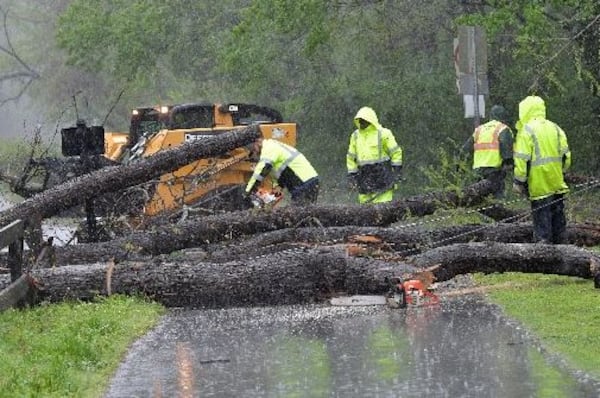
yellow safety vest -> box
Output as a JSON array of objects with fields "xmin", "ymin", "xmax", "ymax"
[{"xmin": 472, "ymin": 120, "xmax": 506, "ymax": 169}]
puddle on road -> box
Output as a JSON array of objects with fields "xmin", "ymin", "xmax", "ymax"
[{"xmin": 104, "ymin": 295, "xmax": 598, "ymax": 398}]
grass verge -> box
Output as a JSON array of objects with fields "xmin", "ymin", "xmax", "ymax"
[
  {"xmin": 473, "ymin": 272, "xmax": 600, "ymax": 379},
  {"xmin": 0, "ymin": 295, "xmax": 164, "ymax": 398}
]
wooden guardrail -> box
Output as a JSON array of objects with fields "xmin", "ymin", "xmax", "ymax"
[{"xmin": 0, "ymin": 219, "xmax": 32, "ymax": 312}]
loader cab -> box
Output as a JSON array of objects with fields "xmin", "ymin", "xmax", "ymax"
[
  {"xmin": 167, "ymin": 103, "xmax": 215, "ymax": 129},
  {"xmin": 128, "ymin": 103, "xmax": 284, "ymax": 141},
  {"xmin": 218, "ymin": 103, "xmax": 283, "ymax": 126},
  {"xmin": 128, "ymin": 106, "xmax": 170, "ymax": 148}
]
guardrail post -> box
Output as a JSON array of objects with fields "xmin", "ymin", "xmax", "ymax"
[
  {"xmin": 0, "ymin": 220, "xmax": 24, "ymax": 282},
  {"xmin": 0, "ymin": 219, "xmax": 30, "ymax": 312},
  {"xmin": 8, "ymin": 235, "xmax": 24, "ymax": 282}
]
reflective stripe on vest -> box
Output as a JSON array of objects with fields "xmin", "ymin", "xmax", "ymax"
[
  {"xmin": 271, "ymin": 140, "xmax": 300, "ymax": 179},
  {"xmin": 473, "ymin": 122, "xmax": 504, "ymax": 151},
  {"xmin": 352, "ymin": 129, "xmax": 390, "ymax": 166},
  {"xmin": 523, "ymin": 125, "xmax": 563, "ymax": 167},
  {"xmin": 473, "ymin": 121, "xmax": 505, "ymax": 168}
]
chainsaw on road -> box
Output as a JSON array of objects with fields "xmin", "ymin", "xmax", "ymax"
[{"xmin": 385, "ymin": 275, "xmax": 440, "ymax": 308}]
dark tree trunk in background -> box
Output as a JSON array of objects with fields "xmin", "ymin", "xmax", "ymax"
[
  {"xmin": 40, "ymin": 179, "xmax": 499, "ymax": 264},
  {"xmin": 0, "ymin": 125, "xmax": 259, "ymax": 228},
  {"xmin": 199, "ymin": 222, "xmax": 600, "ymax": 263},
  {"xmin": 46, "ymin": 221, "xmax": 600, "ymax": 266}
]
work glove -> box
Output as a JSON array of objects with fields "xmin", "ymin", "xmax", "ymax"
[
  {"xmin": 347, "ymin": 174, "xmax": 358, "ymax": 191},
  {"xmin": 392, "ymin": 165, "xmax": 403, "ymax": 182}
]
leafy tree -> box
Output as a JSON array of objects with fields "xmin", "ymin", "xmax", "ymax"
[
  {"xmin": 456, "ymin": 1, "xmax": 600, "ymax": 173},
  {"xmin": 12, "ymin": 0, "xmax": 600, "ymax": 189}
]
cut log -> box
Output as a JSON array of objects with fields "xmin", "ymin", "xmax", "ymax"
[
  {"xmin": 0, "ymin": 242, "xmax": 597, "ymax": 308},
  {"xmin": 411, "ymin": 242, "xmax": 600, "ymax": 282},
  {"xmin": 0, "ymin": 274, "xmax": 35, "ymax": 311},
  {"xmin": 44, "ymin": 221, "xmax": 600, "ymax": 266},
  {"xmin": 27, "ymin": 248, "xmax": 418, "ymax": 308},
  {"xmin": 34, "ymin": 179, "xmax": 499, "ymax": 264},
  {"xmin": 200, "ymin": 222, "xmax": 600, "ymax": 263},
  {"xmin": 0, "ymin": 125, "xmax": 259, "ymax": 227}
]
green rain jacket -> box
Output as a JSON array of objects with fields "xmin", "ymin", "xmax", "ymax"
[
  {"xmin": 513, "ymin": 96, "xmax": 571, "ymax": 200},
  {"xmin": 346, "ymin": 107, "xmax": 403, "ymax": 194},
  {"xmin": 245, "ymin": 138, "xmax": 318, "ymax": 194}
]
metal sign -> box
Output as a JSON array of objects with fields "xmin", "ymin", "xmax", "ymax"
[
  {"xmin": 454, "ymin": 26, "xmax": 488, "ymax": 95},
  {"xmin": 463, "ymin": 95, "xmax": 486, "ymax": 118}
]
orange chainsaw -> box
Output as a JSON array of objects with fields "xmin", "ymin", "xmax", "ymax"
[
  {"xmin": 386, "ymin": 271, "xmax": 440, "ymax": 308},
  {"xmin": 250, "ymin": 188, "xmax": 284, "ymax": 208}
]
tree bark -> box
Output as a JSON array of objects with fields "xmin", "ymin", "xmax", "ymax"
[
  {"xmin": 1, "ymin": 242, "xmax": 597, "ymax": 309},
  {"xmin": 35, "ymin": 179, "xmax": 498, "ymax": 264},
  {"xmin": 28, "ymin": 248, "xmax": 418, "ymax": 308},
  {"xmin": 45, "ymin": 221, "xmax": 600, "ymax": 266},
  {"xmin": 0, "ymin": 125, "xmax": 259, "ymax": 227},
  {"xmin": 411, "ymin": 242, "xmax": 600, "ymax": 282}
]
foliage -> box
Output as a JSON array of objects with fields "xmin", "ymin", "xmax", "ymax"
[
  {"xmin": 455, "ymin": 1, "xmax": 600, "ymax": 173},
  {"xmin": 473, "ymin": 272, "xmax": 600, "ymax": 378},
  {"xmin": 419, "ymin": 138, "xmax": 477, "ymax": 194},
  {"xmin": 0, "ymin": 295, "xmax": 164, "ymax": 397},
  {"xmin": 2, "ymin": 0, "xmax": 600, "ymax": 189}
]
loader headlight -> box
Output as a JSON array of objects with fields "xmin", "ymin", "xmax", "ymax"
[
  {"xmin": 160, "ymin": 106, "xmax": 169, "ymax": 114},
  {"xmin": 132, "ymin": 109, "xmax": 139, "ymax": 116}
]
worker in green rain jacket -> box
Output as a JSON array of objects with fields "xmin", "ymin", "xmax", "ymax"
[
  {"xmin": 346, "ymin": 106, "xmax": 403, "ymax": 204},
  {"xmin": 462, "ymin": 105, "xmax": 513, "ymax": 198},
  {"xmin": 513, "ymin": 95, "xmax": 571, "ymax": 244},
  {"xmin": 245, "ymin": 137, "xmax": 319, "ymax": 206}
]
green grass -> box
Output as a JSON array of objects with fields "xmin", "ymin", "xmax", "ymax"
[
  {"xmin": 473, "ymin": 272, "xmax": 600, "ymax": 379},
  {"xmin": 0, "ymin": 295, "xmax": 164, "ymax": 398}
]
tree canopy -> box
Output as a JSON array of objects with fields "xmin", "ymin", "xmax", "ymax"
[{"xmin": 1, "ymin": 0, "xmax": 598, "ymax": 194}]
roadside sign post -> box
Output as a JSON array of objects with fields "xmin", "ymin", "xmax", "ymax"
[{"xmin": 455, "ymin": 26, "xmax": 488, "ymax": 128}]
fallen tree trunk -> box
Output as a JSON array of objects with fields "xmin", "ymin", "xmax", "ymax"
[
  {"xmin": 411, "ymin": 242, "xmax": 600, "ymax": 282},
  {"xmin": 36, "ymin": 179, "xmax": 499, "ymax": 264},
  {"xmin": 0, "ymin": 125, "xmax": 259, "ymax": 227},
  {"xmin": 0, "ymin": 274, "xmax": 34, "ymax": 311},
  {"xmin": 30, "ymin": 248, "xmax": 417, "ymax": 308},
  {"xmin": 1, "ymin": 242, "xmax": 597, "ymax": 308},
  {"xmin": 44, "ymin": 221, "xmax": 600, "ymax": 266}
]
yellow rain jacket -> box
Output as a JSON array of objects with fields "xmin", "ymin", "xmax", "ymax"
[
  {"xmin": 245, "ymin": 139, "xmax": 318, "ymax": 194},
  {"xmin": 513, "ymin": 96, "xmax": 571, "ymax": 200},
  {"xmin": 346, "ymin": 107, "xmax": 403, "ymax": 194}
]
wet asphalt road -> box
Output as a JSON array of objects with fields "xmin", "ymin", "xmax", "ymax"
[{"xmin": 104, "ymin": 294, "xmax": 599, "ymax": 398}]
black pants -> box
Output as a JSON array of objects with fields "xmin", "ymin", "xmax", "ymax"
[
  {"xmin": 531, "ymin": 194, "xmax": 566, "ymax": 244},
  {"xmin": 290, "ymin": 177, "xmax": 319, "ymax": 206}
]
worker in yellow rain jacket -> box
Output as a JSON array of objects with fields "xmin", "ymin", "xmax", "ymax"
[
  {"xmin": 346, "ymin": 106, "xmax": 403, "ymax": 204},
  {"xmin": 245, "ymin": 137, "xmax": 319, "ymax": 206},
  {"xmin": 513, "ymin": 95, "xmax": 571, "ymax": 244},
  {"xmin": 462, "ymin": 105, "xmax": 513, "ymax": 198}
]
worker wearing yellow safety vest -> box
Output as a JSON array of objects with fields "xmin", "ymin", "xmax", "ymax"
[
  {"xmin": 346, "ymin": 106, "xmax": 403, "ymax": 204},
  {"xmin": 463, "ymin": 105, "xmax": 514, "ymax": 198},
  {"xmin": 513, "ymin": 95, "xmax": 571, "ymax": 244},
  {"xmin": 245, "ymin": 137, "xmax": 319, "ymax": 206}
]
